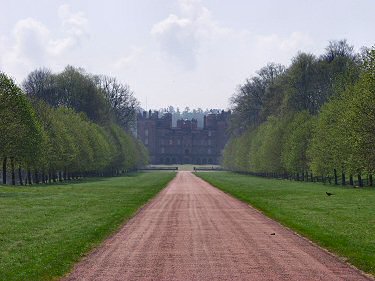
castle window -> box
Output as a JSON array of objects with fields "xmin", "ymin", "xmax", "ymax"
[
  {"xmin": 177, "ymin": 139, "xmax": 181, "ymax": 145},
  {"xmin": 208, "ymin": 131, "xmax": 212, "ymax": 137},
  {"xmin": 161, "ymin": 147, "xmax": 165, "ymax": 154},
  {"xmin": 208, "ymin": 148, "xmax": 211, "ymax": 154},
  {"xmin": 145, "ymin": 129, "xmax": 149, "ymax": 136},
  {"xmin": 169, "ymin": 139, "xmax": 173, "ymax": 145},
  {"xmin": 145, "ymin": 138, "xmax": 148, "ymax": 145}
]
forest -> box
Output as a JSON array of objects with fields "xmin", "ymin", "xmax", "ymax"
[
  {"xmin": 223, "ymin": 40, "xmax": 375, "ymax": 186},
  {"xmin": 0, "ymin": 66, "xmax": 148, "ymax": 185}
]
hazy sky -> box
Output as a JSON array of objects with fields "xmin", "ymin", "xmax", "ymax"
[{"xmin": 0, "ymin": 0, "xmax": 374, "ymax": 110}]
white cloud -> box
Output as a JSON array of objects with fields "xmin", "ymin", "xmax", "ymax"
[
  {"xmin": 113, "ymin": 46, "xmax": 143, "ymax": 69},
  {"xmin": 256, "ymin": 32, "xmax": 313, "ymax": 53},
  {"xmin": 124, "ymin": 0, "xmax": 316, "ymax": 109},
  {"xmin": 58, "ymin": 4, "xmax": 89, "ymax": 40},
  {"xmin": 151, "ymin": 0, "xmax": 229, "ymax": 69},
  {"xmin": 13, "ymin": 18, "xmax": 50, "ymax": 62},
  {"xmin": 150, "ymin": 0, "xmax": 313, "ymax": 73},
  {"xmin": 0, "ymin": 4, "xmax": 89, "ymax": 81}
]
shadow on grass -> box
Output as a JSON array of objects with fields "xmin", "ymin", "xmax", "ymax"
[{"xmin": 0, "ymin": 172, "xmax": 145, "ymax": 189}]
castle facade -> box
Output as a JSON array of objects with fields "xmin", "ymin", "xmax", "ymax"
[{"xmin": 137, "ymin": 110, "xmax": 230, "ymax": 165}]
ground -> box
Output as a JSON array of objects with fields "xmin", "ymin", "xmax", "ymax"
[{"xmin": 63, "ymin": 172, "xmax": 372, "ymax": 281}]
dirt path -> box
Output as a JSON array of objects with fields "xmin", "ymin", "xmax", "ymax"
[{"xmin": 64, "ymin": 172, "xmax": 372, "ymax": 281}]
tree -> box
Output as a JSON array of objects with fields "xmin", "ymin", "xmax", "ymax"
[
  {"xmin": 0, "ymin": 73, "xmax": 44, "ymax": 184},
  {"xmin": 24, "ymin": 66, "xmax": 112, "ymax": 124},
  {"xmin": 230, "ymin": 63, "xmax": 285, "ymax": 134},
  {"xmin": 95, "ymin": 75, "xmax": 139, "ymax": 131},
  {"xmin": 342, "ymin": 47, "xmax": 375, "ymax": 174},
  {"xmin": 22, "ymin": 68, "xmax": 58, "ymax": 106},
  {"xmin": 222, "ymin": 40, "xmax": 369, "ymax": 181},
  {"xmin": 249, "ymin": 117, "xmax": 286, "ymax": 173},
  {"xmin": 322, "ymin": 39, "xmax": 356, "ymax": 63},
  {"xmin": 281, "ymin": 53, "xmax": 323, "ymax": 114},
  {"xmin": 281, "ymin": 112, "xmax": 314, "ymax": 174}
]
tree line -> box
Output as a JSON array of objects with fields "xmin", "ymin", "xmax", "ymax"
[
  {"xmin": 159, "ymin": 106, "xmax": 223, "ymax": 128},
  {"xmin": 0, "ymin": 66, "xmax": 148, "ymax": 185},
  {"xmin": 223, "ymin": 40, "xmax": 375, "ymax": 186}
]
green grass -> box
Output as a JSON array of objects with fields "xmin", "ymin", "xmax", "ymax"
[
  {"xmin": 0, "ymin": 172, "xmax": 175, "ymax": 281},
  {"xmin": 196, "ymin": 171, "xmax": 375, "ymax": 276}
]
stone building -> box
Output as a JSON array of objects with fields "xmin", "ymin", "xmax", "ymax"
[{"xmin": 137, "ymin": 110, "xmax": 231, "ymax": 164}]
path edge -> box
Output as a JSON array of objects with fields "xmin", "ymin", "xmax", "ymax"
[
  {"xmin": 61, "ymin": 172, "xmax": 178, "ymax": 280},
  {"xmin": 193, "ymin": 172, "xmax": 375, "ymax": 281}
]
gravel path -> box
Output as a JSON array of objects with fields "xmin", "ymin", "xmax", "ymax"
[{"xmin": 63, "ymin": 171, "xmax": 373, "ymax": 281}]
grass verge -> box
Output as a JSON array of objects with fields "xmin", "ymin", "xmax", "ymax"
[
  {"xmin": 0, "ymin": 172, "xmax": 175, "ymax": 281},
  {"xmin": 196, "ymin": 171, "xmax": 375, "ymax": 276}
]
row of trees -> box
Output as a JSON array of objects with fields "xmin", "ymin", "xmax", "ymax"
[
  {"xmin": 223, "ymin": 41, "xmax": 375, "ymax": 185},
  {"xmin": 23, "ymin": 66, "xmax": 139, "ymax": 131},
  {"xmin": 159, "ymin": 106, "xmax": 223, "ymax": 128},
  {"xmin": 1, "ymin": 67, "xmax": 148, "ymax": 185}
]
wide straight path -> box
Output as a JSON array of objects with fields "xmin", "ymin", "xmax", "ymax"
[{"xmin": 64, "ymin": 172, "xmax": 372, "ymax": 281}]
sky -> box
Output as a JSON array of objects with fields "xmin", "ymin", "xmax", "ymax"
[{"xmin": 0, "ymin": 0, "xmax": 374, "ymax": 110}]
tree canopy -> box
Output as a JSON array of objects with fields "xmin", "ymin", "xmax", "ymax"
[
  {"xmin": 223, "ymin": 41, "xmax": 374, "ymax": 182},
  {"xmin": 1, "ymin": 66, "xmax": 148, "ymax": 185}
]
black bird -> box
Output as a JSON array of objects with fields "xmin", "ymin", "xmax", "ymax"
[
  {"xmin": 270, "ymin": 233, "xmax": 276, "ymax": 235},
  {"xmin": 326, "ymin": 192, "xmax": 334, "ymax": 196}
]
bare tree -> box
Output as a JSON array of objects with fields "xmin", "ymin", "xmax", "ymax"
[
  {"xmin": 95, "ymin": 75, "xmax": 139, "ymax": 131},
  {"xmin": 22, "ymin": 68, "xmax": 58, "ymax": 106}
]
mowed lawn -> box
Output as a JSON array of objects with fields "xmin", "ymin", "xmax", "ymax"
[
  {"xmin": 0, "ymin": 172, "xmax": 175, "ymax": 281},
  {"xmin": 197, "ymin": 171, "xmax": 375, "ymax": 276}
]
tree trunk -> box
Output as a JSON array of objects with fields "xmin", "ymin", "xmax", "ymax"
[
  {"xmin": 34, "ymin": 171, "xmax": 39, "ymax": 184},
  {"xmin": 334, "ymin": 169, "xmax": 338, "ymax": 185},
  {"xmin": 27, "ymin": 168, "xmax": 32, "ymax": 185},
  {"xmin": 342, "ymin": 172, "xmax": 346, "ymax": 186},
  {"xmin": 11, "ymin": 158, "xmax": 15, "ymax": 185},
  {"xmin": 358, "ymin": 174, "xmax": 362, "ymax": 187},
  {"xmin": 2, "ymin": 157, "xmax": 7, "ymax": 185},
  {"xmin": 369, "ymin": 174, "xmax": 373, "ymax": 187},
  {"xmin": 18, "ymin": 165, "xmax": 23, "ymax": 186}
]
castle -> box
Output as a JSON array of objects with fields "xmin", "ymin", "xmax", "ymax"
[{"xmin": 137, "ymin": 110, "xmax": 231, "ymax": 165}]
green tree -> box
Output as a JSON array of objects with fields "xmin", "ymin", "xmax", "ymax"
[
  {"xmin": 0, "ymin": 73, "xmax": 44, "ymax": 184},
  {"xmin": 281, "ymin": 112, "xmax": 315, "ymax": 174},
  {"xmin": 248, "ymin": 117, "xmax": 286, "ymax": 173}
]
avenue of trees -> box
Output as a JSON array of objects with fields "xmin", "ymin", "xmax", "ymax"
[
  {"xmin": 0, "ymin": 66, "xmax": 148, "ymax": 185},
  {"xmin": 223, "ymin": 40, "xmax": 375, "ymax": 186}
]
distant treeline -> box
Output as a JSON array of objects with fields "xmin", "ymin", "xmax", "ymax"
[
  {"xmin": 0, "ymin": 66, "xmax": 148, "ymax": 185},
  {"xmin": 158, "ymin": 106, "xmax": 223, "ymax": 127},
  {"xmin": 223, "ymin": 40, "xmax": 375, "ymax": 185}
]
